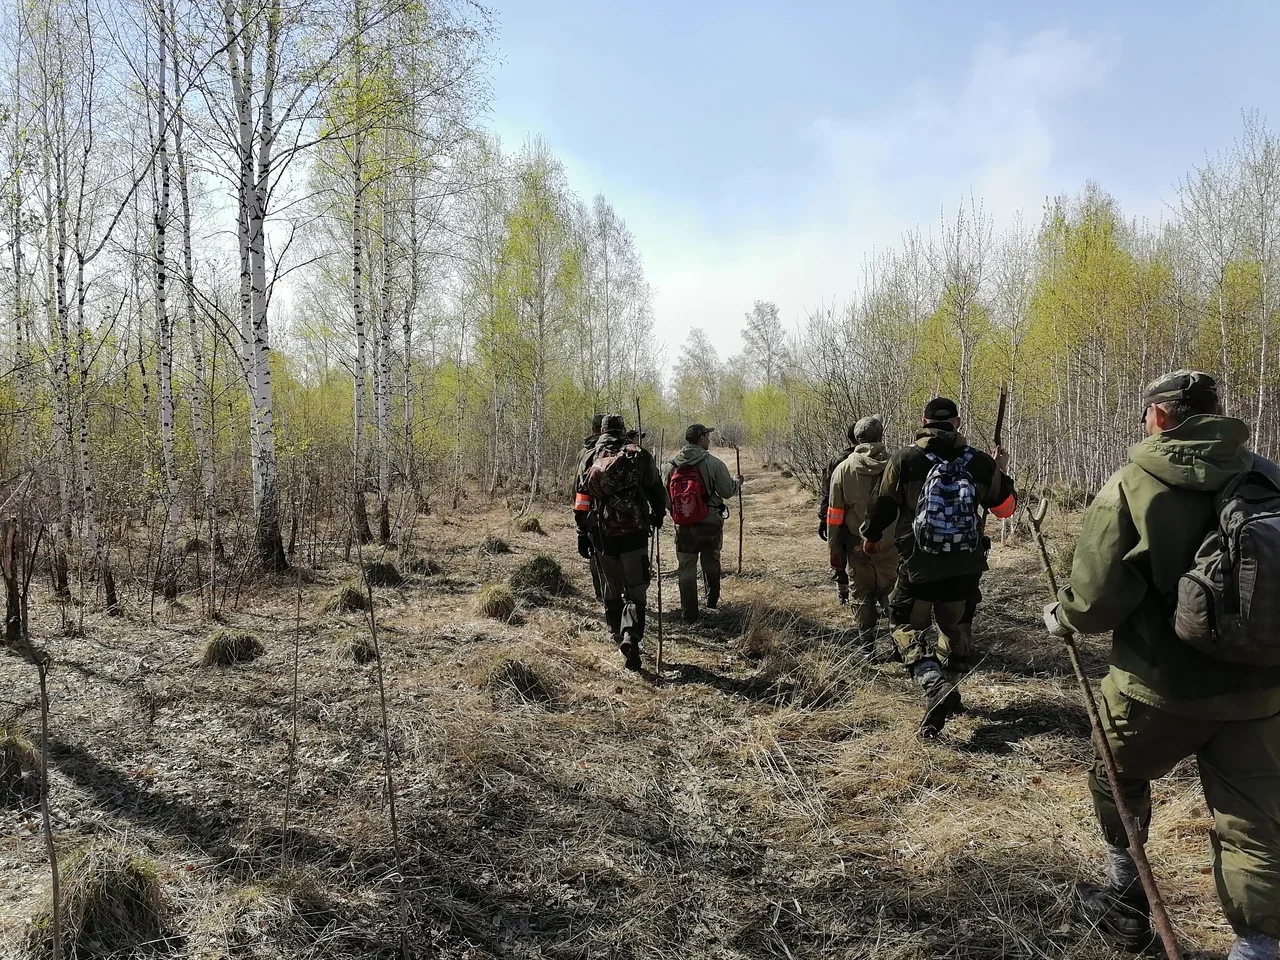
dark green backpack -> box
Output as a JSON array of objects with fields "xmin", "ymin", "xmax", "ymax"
[{"xmin": 1175, "ymin": 468, "xmax": 1280, "ymax": 665}]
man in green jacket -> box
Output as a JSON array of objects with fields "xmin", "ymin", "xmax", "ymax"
[
  {"xmin": 818, "ymin": 426, "xmax": 859, "ymax": 603},
  {"xmin": 861, "ymin": 397, "xmax": 1016, "ymax": 736},
  {"xmin": 574, "ymin": 414, "xmax": 666, "ymax": 671},
  {"xmin": 662, "ymin": 424, "xmax": 742, "ymax": 623},
  {"xmin": 1045, "ymin": 371, "xmax": 1280, "ymax": 959},
  {"xmin": 577, "ymin": 414, "xmax": 605, "ymax": 600},
  {"xmin": 827, "ymin": 416, "xmax": 897, "ymax": 652}
]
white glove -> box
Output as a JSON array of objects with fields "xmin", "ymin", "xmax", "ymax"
[{"xmin": 1043, "ymin": 602, "xmax": 1071, "ymax": 638}]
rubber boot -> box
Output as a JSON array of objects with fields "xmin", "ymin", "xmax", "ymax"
[
  {"xmin": 915, "ymin": 659, "xmax": 962, "ymax": 737},
  {"xmin": 1072, "ymin": 881, "xmax": 1153, "ymax": 952}
]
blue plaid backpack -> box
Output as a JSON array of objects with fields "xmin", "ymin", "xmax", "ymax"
[{"xmin": 912, "ymin": 448, "xmax": 981, "ymax": 553}]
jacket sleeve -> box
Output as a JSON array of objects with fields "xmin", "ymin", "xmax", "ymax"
[
  {"xmin": 818, "ymin": 461, "xmax": 833, "ymax": 519},
  {"xmin": 827, "ymin": 463, "xmax": 848, "ymax": 527},
  {"xmin": 1055, "ymin": 478, "xmax": 1146, "ymax": 635},
  {"xmin": 644, "ymin": 454, "xmax": 666, "ymax": 518},
  {"xmin": 978, "ymin": 455, "xmax": 1018, "ymax": 518},
  {"xmin": 860, "ymin": 453, "xmax": 904, "ymax": 541},
  {"xmin": 710, "ymin": 457, "xmax": 739, "ymax": 499}
]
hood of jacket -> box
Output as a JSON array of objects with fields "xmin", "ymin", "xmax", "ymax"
[
  {"xmin": 1128, "ymin": 415, "xmax": 1252, "ymax": 492},
  {"xmin": 914, "ymin": 425, "xmax": 967, "ymax": 454},
  {"xmin": 582, "ymin": 434, "xmax": 599, "ymax": 450},
  {"xmin": 847, "ymin": 441, "xmax": 889, "ymax": 475},
  {"xmin": 671, "ymin": 443, "xmax": 709, "ymax": 467}
]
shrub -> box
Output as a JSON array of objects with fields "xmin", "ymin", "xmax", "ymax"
[{"xmin": 201, "ymin": 629, "xmax": 264, "ymax": 667}]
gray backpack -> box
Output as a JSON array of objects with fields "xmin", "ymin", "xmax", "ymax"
[{"xmin": 1174, "ymin": 468, "xmax": 1280, "ymax": 665}]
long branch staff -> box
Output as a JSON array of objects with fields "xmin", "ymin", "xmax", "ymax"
[
  {"xmin": 735, "ymin": 445, "xmax": 743, "ymax": 575},
  {"xmin": 1030, "ymin": 499, "xmax": 1182, "ymax": 960},
  {"xmin": 656, "ymin": 427, "xmax": 665, "ymax": 673}
]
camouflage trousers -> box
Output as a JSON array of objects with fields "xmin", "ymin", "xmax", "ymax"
[{"xmin": 888, "ymin": 573, "xmax": 981, "ymax": 670}]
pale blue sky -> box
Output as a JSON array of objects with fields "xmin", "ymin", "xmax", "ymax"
[{"xmin": 484, "ymin": 1, "xmax": 1280, "ymax": 361}]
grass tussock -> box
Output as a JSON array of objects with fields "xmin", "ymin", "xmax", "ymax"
[
  {"xmin": 513, "ymin": 515, "xmax": 544, "ymax": 534},
  {"xmin": 508, "ymin": 553, "xmax": 565, "ymax": 600},
  {"xmin": 474, "ymin": 583, "xmax": 517, "ymax": 621},
  {"xmin": 26, "ymin": 841, "xmax": 169, "ymax": 959},
  {"xmin": 324, "ymin": 583, "xmax": 369, "ymax": 614},
  {"xmin": 361, "ymin": 561, "xmax": 404, "ymax": 588},
  {"xmin": 484, "ymin": 658, "xmax": 556, "ymax": 706},
  {"xmin": 183, "ymin": 537, "xmax": 207, "ymax": 555},
  {"xmin": 478, "ymin": 534, "xmax": 510, "ymax": 555},
  {"xmin": 0, "ymin": 728, "xmax": 39, "ymax": 808},
  {"xmin": 401, "ymin": 554, "xmax": 441, "ymax": 576},
  {"xmin": 350, "ymin": 634, "xmax": 377, "ymax": 665},
  {"xmin": 201, "ymin": 628, "xmax": 264, "ymax": 667}
]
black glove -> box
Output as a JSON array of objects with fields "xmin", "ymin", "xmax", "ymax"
[
  {"xmin": 577, "ymin": 534, "xmax": 593, "ymax": 559},
  {"xmin": 818, "ymin": 519, "xmax": 828, "ymax": 541},
  {"xmin": 650, "ymin": 511, "xmax": 664, "ymax": 530}
]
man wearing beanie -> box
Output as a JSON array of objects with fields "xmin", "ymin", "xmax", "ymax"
[
  {"xmin": 1044, "ymin": 370, "xmax": 1280, "ymax": 958},
  {"xmin": 662, "ymin": 424, "xmax": 743, "ymax": 623},
  {"xmin": 826, "ymin": 416, "xmax": 897, "ymax": 651},
  {"xmin": 817, "ymin": 423, "xmax": 860, "ymax": 603},
  {"xmin": 860, "ymin": 396, "xmax": 1016, "ymax": 736}
]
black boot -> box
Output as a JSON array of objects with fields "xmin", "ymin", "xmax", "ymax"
[
  {"xmin": 1073, "ymin": 881, "xmax": 1153, "ymax": 951},
  {"xmin": 620, "ymin": 632, "xmax": 642, "ymax": 672},
  {"xmin": 917, "ymin": 663, "xmax": 963, "ymax": 737}
]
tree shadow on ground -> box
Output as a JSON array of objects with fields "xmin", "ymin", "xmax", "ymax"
[{"xmin": 954, "ymin": 698, "xmax": 1091, "ymax": 756}]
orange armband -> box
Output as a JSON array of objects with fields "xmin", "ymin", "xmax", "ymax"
[
  {"xmin": 991, "ymin": 493, "xmax": 1017, "ymax": 519},
  {"xmin": 826, "ymin": 506, "xmax": 846, "ymax": 527},
  {"xmin": 574, "ymin": 492, "xmax": 591, "ymax": 512}
]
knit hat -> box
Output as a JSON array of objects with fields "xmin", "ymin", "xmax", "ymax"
[{"xmin": 850, "ymin": 415, "xmax": 883, "ymax": 443}]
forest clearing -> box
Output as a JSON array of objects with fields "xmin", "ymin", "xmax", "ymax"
[{"xmin": 0, "ymin": 468, "xmax": 1234, "ymax": 959}]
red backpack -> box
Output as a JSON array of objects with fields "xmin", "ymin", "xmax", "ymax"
[{"xmin": 668, "ymin": 462, "xmax": 709, "ymax": 526}]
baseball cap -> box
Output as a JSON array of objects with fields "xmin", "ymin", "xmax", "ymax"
[
  {"xmin": 601, "ymin": 414, "xmax": 627, "ymax": 434},
  {"xmin": 923, "ymin": 397, "xmax": 958, "ymax": 422},
  {"xmin": 685, "ymin": 423, "xmax": 714, "ymax": 444},
  {"xmin": 1142, "ymin": 370, "xmax": 1218, "ymax": 409},
  {"xmin": 851, "ymin": 415, "xmax": 883, "ymax": 442}
]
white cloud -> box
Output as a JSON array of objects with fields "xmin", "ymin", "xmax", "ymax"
[{"xmin": 616, "ymin": 27, "xmax": 1120, "ymax": 370}]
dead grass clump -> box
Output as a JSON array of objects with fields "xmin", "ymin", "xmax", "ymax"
[
  {"xmin": 509, "ymin": 553, "xmax": 565, "ymax": 600},
  {"xmin": 183, "ymin": 537, "xmax": 207, "ymax": 555},
  {"xmin": 514, "ymin": 515, "xmax": 545, "ymax": 534},
  {"xmin": 361, "ymin": 561, "xmax": 404, "ymax": 588},
  {"xmin": 26, "ymin": 841, "xmax": 169, "ymax": 959},
  {"xmin": 324, "ymin": 583, "xmax": 369, "ymax": 613},
  {"xmin": 201, "ymin": 628, "xmax": 264, "ymax": 667},
  {"xmin": 0, "ymin": 728, "xmax": 39, "ymax": 808},
  {"xmin": 350, "ymin": 635, "xmax": 377, "ymax": 665},
  {"xmin": 479, "ymin": 534, "xmax": 511, "ymax": 555},
  {"xmin": 474, "ymin": 583, "xmax": 517, "ymax": 621},
  {"xmin": 402, "ymin": 554, "xmax": 440, "ymax": 576},
  {"xmin": 484, "ymin": 658, "xmax": 556, "ymax": 706},
  {"xmin": 216, "ymin": 874, "xmax": 339, "ymax": 955}
]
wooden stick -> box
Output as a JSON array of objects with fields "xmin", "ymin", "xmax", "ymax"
[
  {"xmin": 735, "ymin": 446, "xmax": 743, "ymax": 575},
  {"xmin": 656, "ymin": 431, "xmax": 665, "ymax": 674},
  {"xmin": 1029, "ymin": 499, "xmax": 1182, "ymax": 960}
]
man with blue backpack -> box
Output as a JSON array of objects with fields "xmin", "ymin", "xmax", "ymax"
[
  {"xmin": 860, "ymin": 396, "xmax": 1016, "ymax": 736},
  {"xmin": 1044, "ymin": 371, "xmax": 1280, "ymax": 959}
]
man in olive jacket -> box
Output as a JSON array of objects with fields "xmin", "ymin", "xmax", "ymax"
[
  {"xmin": 1045, "ymin": 371, "xmax": 1280, "ymax": 958},
  {"xmin": 827, "ymin": 416, "xmax": 897, "ymax": 651},
  {"xmin": 662, "ymin": 424, "xmax": 742, "ymax": 623},
  {"xmin": 818, "ymin": 426, "xmax": 859, "ymax": 603},
  {"xmin": 861, "ymin": 397, "xmax": 1016, "ymax": 735},
  {"xmin": 574, "ymin": 414, "xmax": 666, "ymax": 671},
  {"xmin": 577, "ymin": 414, "xmax": 605, "ymax": 600}
]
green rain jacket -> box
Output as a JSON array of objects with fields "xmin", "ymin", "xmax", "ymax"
[
  {"xmin": 662, "ymin": 444, "xmax": 740, "ymax": 526},
  {"xmin": 1055, "ymin": 415, "xmax": 1280, "ymax": 720}
]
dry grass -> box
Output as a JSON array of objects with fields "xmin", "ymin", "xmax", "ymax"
[
  {"xmin": 514, "ymin": 515, "xmax": 545, "ymax": 534},
  {"xmin": 323, "ymin": 583, "xmax": 368, "ymax": 613},
  {"xmin": 361, "ymin": 561, "xmax": 404, "ymax": 588},
  {"xmin": 0, "ymin": 458, "xmax": 1237, "ymax": 959},
  {"xmin": 26, "ymin": 840, "xmax": 170, "ymax": 959},
  {"xmin": 478, "ymin": 534, "xmax": 511, "ymax": 555},
  {"xmin": 0, "ymin": 727, "xmax": 39, "ymax": 808},
  {"xmin": 473, "ymin": 583, "xmax": 517, "ymax": 621},
  {"xmin": 401, "ymin": 554, "xmax": 440, "ymax": 576},
  {"xmin": 508, "ymin": 552, "xmax": 565, "ymax": 600},
  {"xmin": 201, "ymin": 628, "xmax": 264, "ymax": 667}
]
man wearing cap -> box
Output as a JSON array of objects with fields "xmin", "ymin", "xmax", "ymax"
[
  {"xmin": 860, "ymin": 396, "xmax": 1016, "ymax": 736},
  {"xmin": 827, "ymin": 416, "xmax": 897, "ymax": 653},
  {"xmin": 1043, "ymin": 370, "xmax": 1280, "ymax": 958},
  {"xmin": 818, "ymin": 424, "xmax": 861, "ymax": 603},
  {"xmin": 577, "ymin": 414, "xmax": 606, "ymax": 600},
  {"xmin": 663, "ymin": 424, "xmax": 743, "ymax": 623},
  {"xmin": 574, "ymin": 414, "xmax": 666, "ymax": 670}
]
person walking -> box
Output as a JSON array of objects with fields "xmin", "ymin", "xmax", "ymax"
[
  {"xmin": 663, "ymin": 424, "xmax": 742, "ymax": 623},
  {"xmin": 860, "ymin": 397, "xmax": 1016, "ymax": 736},
  {"xmin": 577, "ymin": 414, "xmax": 605, "ymax": 600},
  {"xmin": 827, "ymin": 416, "xmax": 897, "ymax": 654},
  {"xmin": 574, "ymin": 414, "xmax": 666, "ymax": 670},
  {"xmin": 818, "ymin": 426, "xmax": 859, "ymax": 603},
  {"xmin": 1044, "ymin": 371, "xmax": 1280, "ymax": 958}
]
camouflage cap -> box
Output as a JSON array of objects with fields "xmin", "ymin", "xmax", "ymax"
[
  {"xmin": 850, "ymin": 415, "xmax": 883, "ymax": 443},
  {"xmin": 685, "ymin": 423, "xmax": 714, "ymax": 443},
  {"xmin": 1142, "ymin": 370, "xmax": 1218, "ymax": 408},
  {"xmin": 601, "ymin": 414, "xmax": 627, "ymax": 434}
]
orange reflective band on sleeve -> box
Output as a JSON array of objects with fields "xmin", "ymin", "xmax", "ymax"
[
  {"xmin": 991, "ymin": 494, "xmax": 1017, "ymax": 519},
  {"xmin": 574, "ymin": 492, "xmax": 591, "ymax": 512},
  {"xmin": 826, "ymin": 506, "xmax": 846, "ymax": 526}
]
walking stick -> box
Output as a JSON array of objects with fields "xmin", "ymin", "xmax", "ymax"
[
  {"xmin": 656, "ymin": 431, "xmax": 665, "ymax": 673},
  {"xmin": 735, "ymin": 445, "xmax": 743, "ymax": 575},
  {"xmin": 1029, "ymin": 499, "xmax": 1182, "ymax": 960}
]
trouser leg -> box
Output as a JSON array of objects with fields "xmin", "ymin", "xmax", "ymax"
[
  {"xmin": 597, "ymin": 553, "xmax": 626, "ymax": 640},
  {"xmin": 830, "ymin": 529, "xmax": 850, "ymax": 603},
  {"xmin": 617, "ymin": 549, "xmax": 651, "ymax": 642},
  {"xmin": 703, "ymin": 547, "xmax": 722, "ymax": 606},
  {"xmin": 589, "ymin": 554, "xmax": 604, "ymax": 601},
  {"xmin": 934, "ymin": 601, "xmax": 970, "ymax": 670},
  {"xmin": 848, "ymin": 555, "xmax": 880, "ymax": 643},
  {"xmin": 1198, "ymin": 710, "xmax": 1280, "ymax": 937},
  {"xmin": 676, "ymin": 549, "xmax": 700, "ymax": 619},
  {"xmin": 888, "ymin": 583, "xmax": 935, "ymax": 670}
]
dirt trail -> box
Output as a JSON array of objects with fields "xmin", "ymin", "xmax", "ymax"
[{"xmin": 0, "ymin": 468, "xmax": 1228, "ymax": 958}]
